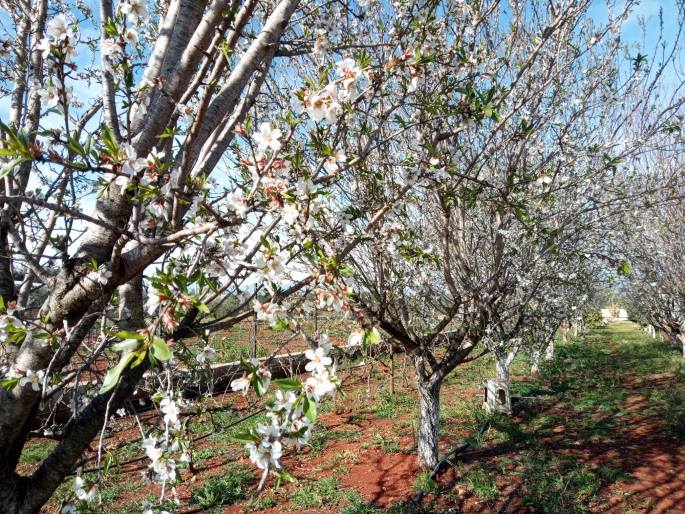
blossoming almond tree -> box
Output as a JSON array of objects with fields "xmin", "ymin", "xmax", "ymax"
[
  {"xmin": 341, "ymin": 0, "xmax": 685, "ymax": 468},
  {"xmin": 0, "ymin": 0, "xmax": 469, "ymax": 511}
]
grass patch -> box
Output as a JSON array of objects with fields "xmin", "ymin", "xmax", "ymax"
[
  {"xmin": 465, "ymin": 469, "xmax": 498, "ymax": 501},
  {"xmin": 411, "ymin": 470, "xmax": 439, "ymax": 495},
  {"xmin": 288, "ymin": 476, "xmax": 363, "ymax": 509},
  {"xmin": 19, "ymin": 440, "xmax": 57, "ymax": 465},
  {"xmin": 189, "ymin": 464, "xmax": 255, "ymax": 508}
]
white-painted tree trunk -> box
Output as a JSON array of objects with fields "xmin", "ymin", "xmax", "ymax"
[
  {"xmin": 531, "ymin": 349, "xmax": 541, "ymax": 374},
  {"xmin": 417, "ymin": 380, "xmax": 441, "ymax": 468},
  {"xmin": 495, "ymin": 346, "xmax": 519, "ymax": 381},
  {"xmin": 496, "ymin": 358, "xmax": 510, "ymax": 381},
  {"xmin": 545, "ymin": 340, "xmax": 555, "ymax": 360}
]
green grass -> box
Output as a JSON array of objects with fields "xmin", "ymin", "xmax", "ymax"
[
  {"xmin": 411, "ymin": 470, "xmax": 439, "ymax": 495},
  {"xmin": 19, "ymin": 440, "xmax": 57, "ymax": 465},
  {"xmin": 465, "ymin": 469, "xmax": 498, "ymax": 501},
  {"xmin": 438, "ymin": 323, "xmax": 681, "ymax": 513},
  {"xmin": 45, "ymin": 323, "xmax": 685, "ymax": 514},
  {"xmin": 288, "ymin": 476, "xmax": 364, "ymax": 509},
  {"xmin": 308, "ymin": 426, "xmax": 359, "ymax": 455},
  {"xmin": 189, "ymin": 464, "xmax": 255, "ymax": 508},
  {"xmin": 370, "ymin": 390, "xmax": 417, "ymax": 419}
]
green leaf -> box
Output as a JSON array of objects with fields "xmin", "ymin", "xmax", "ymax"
[
  {"xmin": 338, "ymin": 266, "xmax": 354, "ymax": 277},
  {"xmin": 0, "ymin": 377, "xmax": 20, "ymax": 391},
  {"xmin": 0, "ymin": 119, "xmax": 26, "ymax": 150},
  {"xmin": 366, "ymin": 328, "xmax": 381, "ymax": 345},
  {"xmin": 303, "ymin": 396, "xmax": 317, "ymax": 423},
  {"xmin": 0, "ymin": 156, "xmax": 30, "ymax": 178},
  {"xmin": 172, "ymin": 277, "xmax": 189, "ymax": 295},
  {"xmin": 113, "ymin": 330, "xmax": 144, "ymax": 340},
  {"xmin": 240, "ymin": 356, "xmax": 255, "ymax": 372},
  {"xmin": 100, "ymin": 352, "xmax": 137, "ymax": 394},
  {"xmin": 617, "ymin": 262, "xmax": 631, "ymax": 276},
  {"xmin": 100, "ymin": 123, "xmax": 120, "ymax": 156},
  {"xmin": 150, "ymin": 338, "xmax": 172, "ymax": 361},
  {"xmin": 252, "ymin": 374, "xmax": 265, "ymax": 396},
  {"xmin": 103, "ymin": 452, "xmax": 120, "ymax": 474},
  {"xmin": 229, "ymin": 430, "xmax": 261, "ymax": 443},
  {"xmin": 272, "ymin": 378, "xmax": 303, "ymax": 391},
  {"xmin": 111, "ymin": 339, "xmax": 141, "ymax": 352},
  {"xmin": 275, "ymin": 472, "xmax": 298, "ymax": 490},
  {"xmin": 191, "ymin": 298, "xmax": 210, "ymax": 313}
]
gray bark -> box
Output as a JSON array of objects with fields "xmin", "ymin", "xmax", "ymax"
[
  {"xmin": 495, "ymin": 345, "xmax": 518, "ymax": 381},
  {"xmin": 531, "ymin": 348, "xmax": 541, "ymax": 374},
  {"xmin": 545, "ymin": 340, "xmax": 554, "ymax": 361},
  {"xmin": 0, "ymin": 1, "xmax": 301, "ymax": 511},
  {"xmin": 118, "ymin": 274, "xmax": 144, "ymax": 331},
  {"xmin": 417, "ymin": 379, "xmax": 441, "ymax": 469}
]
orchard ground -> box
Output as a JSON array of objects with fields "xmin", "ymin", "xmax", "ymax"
[{"xmin": 20, "ymin": 323, "xmax": 685, "ymax": 513}]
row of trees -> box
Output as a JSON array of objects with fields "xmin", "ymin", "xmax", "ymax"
[{"xmin": 0, "ymin": 0, "xmax": 683, "ymax": 512}]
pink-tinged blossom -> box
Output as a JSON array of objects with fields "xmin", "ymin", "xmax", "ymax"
[
  {"xmin": 348, "ymin": 327, "xmax": 364, "ymax": 346},
  {"xmin": 230, "ymin": 374, "xmax": 251, "ymax": 395},
  {"xmin": 47, "ymin": 14, "xmax": 71, "ymax": 41},
  {"xmin": 177, "ymin": 103, "xmax": 194, "ymax": 125},
  {"xmin": 196, "ymin": 345, "xmax": 216, "ymax": 364},
  {"xmin": 253, "ymin": 122, "xmax": 282, "ymax": 152},
  {"xmin": 19, "ymin": 369, "xmax": 45, "ymax": 391},
  {"xmin": 226, "ymin": 189, "xmax": 249, "ymax": 217},
  {"xmin": 305, "ymin": 347, "xmax": 332, "ymax": 374},
  {"xmin": 120, "ymin": 0, "xmax": 149, "ymax": 24}
]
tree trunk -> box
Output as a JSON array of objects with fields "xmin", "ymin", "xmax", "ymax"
[
  {"xmin": 531, "ymin": 349, "xmax": 541, "ymax": 374},
  {"xmin": 495, "ymin": 346, "xmax": 518, "ymax": 381},
  {"xmin": 668, "ymin": 332, "xmax": 679, "ymax": 349},
  {"xmin": 417, "ymin": 379, "xmax": 441, "ymax": 469},
  {"xmin": 119, "ymin": 274, "xmax": 144, "ymax": 331},
  {"xmin": 545, "ymin": 340, "xmax": 555, "ymax": 360},
  {"xmin": 495, "ymin": 357, "xmax": 510, "ymax": 381},
  {"xmin": 0, "ymin": 230, "xmax": 16, "ymax": 303},
  {"xmin": 561, "ymin": 323, "xmax": 569, "ymax": 344}
]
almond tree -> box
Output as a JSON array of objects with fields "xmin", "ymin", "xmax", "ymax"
[
  {"xmin": 343, "ymin": 0, "xmax": 685, "ymax": 468},
  {"xmin": 0, "ymin": 0, "xmax": 457, "ymax": 511}
]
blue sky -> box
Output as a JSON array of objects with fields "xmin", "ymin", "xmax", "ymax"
[
  {"xmin": 588, "ymin": 0, "xmax": 683, "ymax": 72},
  {"xmin": 0, "ymin": 0, "xmax": 681, "ymax": 230}
]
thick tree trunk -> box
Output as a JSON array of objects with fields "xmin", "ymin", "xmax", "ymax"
[
  {"xmin": 668, "ymin": 332, "xmax": 679, "ymax": 349},
  {"xmin": 545, "ymin": 340, "xmax": 554, "ymax": 361},
  {"xmin": 495, "ymin": 346, "xmax": 518, "ymax": 381},
  {"xmin": 119, "ymin": 274, "xmax": 144, "ymax": 331},
  {"xmin": 531, "ymin": 349, "xmax": 541, "ymax": 374},
  {"xmin": 561, "ymin": 323, "xmax": 569, "ymax": 344},
  {"xmin": 495, "ymin": 358, "xmax": 510, "ymax": 381},
  {"xmin": 417, "ymin": 379, "xmax": 441, "ymax": 469}
]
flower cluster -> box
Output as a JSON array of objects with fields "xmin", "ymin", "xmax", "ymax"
[
  {"xmin": 230, "ymin": 357, "xmax": 272, "ymax": 395},
  {"xmin": 234, "ymin": 334, "xmax": 338, "ymax": 473}
]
